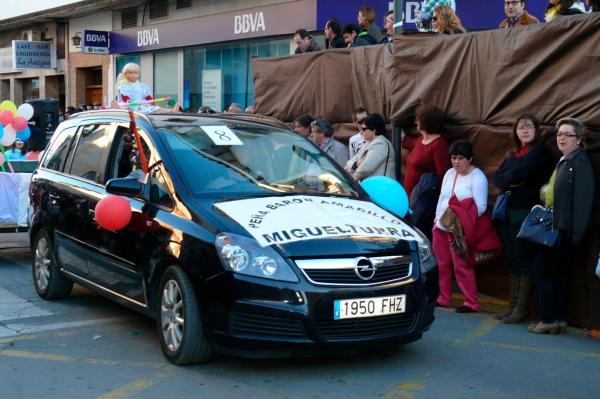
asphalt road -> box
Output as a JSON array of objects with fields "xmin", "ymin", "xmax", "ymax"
[{"xmin": 0, "ymin": 236, "xmax": 599, "ymax": 399}]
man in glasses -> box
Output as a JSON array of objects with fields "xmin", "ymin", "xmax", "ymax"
[
  {"xmin": 381, "ymin": 10, "xmax": 394, "ymax": 44},
  {"xmin": 499, "ymin": 0, "xmax": 539, "ymax": 28}
]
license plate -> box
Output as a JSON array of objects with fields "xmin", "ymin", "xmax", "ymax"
[{"xmin": 334, "ymin": 295, "xmax": 406, "ymax": 320}]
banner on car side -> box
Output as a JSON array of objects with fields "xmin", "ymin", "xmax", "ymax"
[{"xmin": 214, "ymin": 195, "xmax": 423, "ymax": 247}]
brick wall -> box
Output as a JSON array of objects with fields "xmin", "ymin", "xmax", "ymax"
[{"xmin": 69, "ymin": 53, "xmax": 110, "ymax": 107}]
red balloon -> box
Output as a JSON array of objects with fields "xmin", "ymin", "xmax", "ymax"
[
  {"xmin": 95, "ymin": 195, "xmax": 132, "ymax": 231},
  {"xmin": 0, "ymin": 110, "xmax": 13, "ymax": 126},
  {"xmin": 11, "ymin": 115, "xmax": 28, "ymax": 132}
]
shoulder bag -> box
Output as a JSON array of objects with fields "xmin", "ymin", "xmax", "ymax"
[
  {"xmin": 516, "ymin": 205, "xmax": 560, "ymax": 247},
  {"xmin": 491, "ymin": 191, "xmax": 510, "ymax": 221}
]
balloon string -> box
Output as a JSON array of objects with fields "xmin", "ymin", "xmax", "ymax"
[{"xmin": 0, "ymin": 145, "xmax": 14, "ymax": 173}]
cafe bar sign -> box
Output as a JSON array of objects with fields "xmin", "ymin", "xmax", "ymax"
[{"xmin": 12, "ymin": 40, "xmax": 56, "ymax": 69}]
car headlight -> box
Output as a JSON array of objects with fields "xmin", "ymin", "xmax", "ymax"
[
  {"xmin": 414, "ymin": 228, "xmax": 437, "ymax": 274},
  {"xmin": 215, "ymin": 232, "xmax": 299, "ymax": 283}
]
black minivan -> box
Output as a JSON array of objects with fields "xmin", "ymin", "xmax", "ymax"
[{"xmin": 29, "ymin": 110, "xmax": 438, "ymax": 365}]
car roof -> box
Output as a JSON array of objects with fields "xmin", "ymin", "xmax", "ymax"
[{"xmin": 68, "ymin": 110, "xmax": 291, "ymax": 131}]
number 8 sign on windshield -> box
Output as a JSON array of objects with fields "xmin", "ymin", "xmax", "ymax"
[{"xmin": 202, "ymin": 126, "xmax": 244, "ymax": 146}]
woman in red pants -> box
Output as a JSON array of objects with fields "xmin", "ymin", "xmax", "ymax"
[{"xmin": 433, "ymin": 140, "xmax": 489, "ymax": 313}]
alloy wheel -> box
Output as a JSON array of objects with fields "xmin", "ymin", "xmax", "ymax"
[
  {"xmin": 34, "ymin": 236, "xmax": 51, "ymax": 292},
  {"xmin": 161, "ymin": 279, "xmax": 185, "ymax": 352}
]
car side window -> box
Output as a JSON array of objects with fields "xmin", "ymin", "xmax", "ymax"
[
  {"xmin": 69, "ymin": 124, "xmax": 112, "ymax": 183},
  {"xmin": 150, "ymin": 167, "xmax": 174, "ymax": 208},
  {"xmin": 41, "ymin": 127, "xmax": 77, "ymax": 172}
]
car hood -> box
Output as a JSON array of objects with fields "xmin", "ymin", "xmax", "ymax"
[{"xmin": 191, "ymin": 194, "xmax": 419, "ymax": 258}]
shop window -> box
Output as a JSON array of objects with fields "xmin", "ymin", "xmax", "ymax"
[
  {"xmin": 183, "ymin": 38, "xmax": 290, "ymax": 112},
  {"xmin": 149, "ymin": 0, "xmax": 169, "ymax": 19},
  {"xmin": 121, "ymin": 6, "xmax": 138, "ymax": 29},
  {"xmin": 154, "ymin": 51, "xmax": 178, "ymax": 100},
  {"xmin": 176, "ymin": 0, "xmax": 191, "ymax": 9}
]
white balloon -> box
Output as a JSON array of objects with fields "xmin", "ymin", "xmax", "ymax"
[
  {"xmin": 17, "ymin": 103, "xmax": 34, "ymax": 121},
  {"xmin": 0, "ymin": 124, "xmax": 17, "ymax": 146}
]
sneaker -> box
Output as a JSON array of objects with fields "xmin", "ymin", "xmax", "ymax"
[{"xmin": 455, "ymin": 305, "xmax": 477, "ymax": 313}]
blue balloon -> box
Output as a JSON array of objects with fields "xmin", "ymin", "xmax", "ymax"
[
  {"xmin": 361, "ymin": 176, "xmax": 409, "ymax": 218},
  {"xmin": 0, "ymin": 124, "xmax": 3, "ymax": 142},
  {"xmin": 17, "ymin": 126, "xmax": 30, "ymax": 142}
]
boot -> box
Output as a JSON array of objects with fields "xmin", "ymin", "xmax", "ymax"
[
  {"xmin": 503, "ymin": 277, "xmax": 532, "ymax": 324},
  {"xmin": 495, "ymin": 274, "xmax": 519, "ymax": 320}
]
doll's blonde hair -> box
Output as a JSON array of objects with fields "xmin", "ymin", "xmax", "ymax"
[{"xmin": 115, "ymin": 62, "xmax": 140, "ymax": 91}]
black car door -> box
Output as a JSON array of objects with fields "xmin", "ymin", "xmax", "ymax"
[
  {"xmin": 84, "ymin": 125, "xmax": 168, "ymax": 307},
  {"xmin": 38, "ymin": 125, "xmax": 90, "ymax": 277}
]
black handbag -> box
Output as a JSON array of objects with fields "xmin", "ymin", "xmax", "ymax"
[
  {"xmin": 492, "ymin": 191, "xmax": 510, "ymax": 221},
  {"xmin": 516, "ymin": 205, "xmax": 560, "ymax": 248}
]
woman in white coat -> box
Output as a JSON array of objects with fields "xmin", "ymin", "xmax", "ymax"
[{"xmin": 345, "ymin": 114, "xmax": 396, "ymax": 182}]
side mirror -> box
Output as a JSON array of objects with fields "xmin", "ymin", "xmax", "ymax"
[{"xmin": 105, "ymin": 177, "xmax": 143, "ymax": 197}]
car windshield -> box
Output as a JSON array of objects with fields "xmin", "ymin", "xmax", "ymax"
[{"xmin": 158, "ymin": 122, "xmax": 359, "ymax": 198}]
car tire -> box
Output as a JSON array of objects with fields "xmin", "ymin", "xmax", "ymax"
[
  {"xmin": 32, "ymin": 229, "xmax": 73, "ymax": 299},
  {"xmin": 157, "ymin": 265, "xmax": 213, "ymax": 365}
]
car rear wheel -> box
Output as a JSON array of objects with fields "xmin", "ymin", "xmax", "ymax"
[
  {"xmin": 157, "ymin": 265, "xmax": 213, "ymax": 365},
  {"xmin": 32, "ymin": 229, "xmax": 73, "ymax": 299}
]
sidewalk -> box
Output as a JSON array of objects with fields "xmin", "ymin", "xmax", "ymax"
[
  {"xmin": 0, "ymin": 232, "xmax": 30, "ymax": 250},
  {"xmin": 451, "ymin": 292, "xmax": 508, "ymax": 314}
]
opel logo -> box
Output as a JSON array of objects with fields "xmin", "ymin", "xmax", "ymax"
[{"xmin": 354, "ymin": 257, "xmax": 376, "ymax": 280}]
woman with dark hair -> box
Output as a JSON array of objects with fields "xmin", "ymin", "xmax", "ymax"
[
  {"xmin": 26, "ymin": 133, "xmax": 47, "ymax": 161},
  {"xmin": 345, "ymin": 114, "xmax": 395, "ymax": 182},
  {"xmin": 433, "ymin": 140, "xmax": 489, "ymax": 313},
  {"xmin": 402, "ymin": 105, "xmax": 451, "ymax": 200},
  {"xmin": 493, "ymin": 114, "xmax": 553, "ymax": 323},
  {"xmin": 545, "ymin": 0, "xmax": 586, "ymax": 21},
  {"xmin": 432, "ymin": 5, "xmax": 466, "ymax": 34},
  {"xmin": 528, "ymin": 118, "xmax": 594, "ymax": 334},
  {"xmin": 6, "ymin": 138, "xmax": 27, "ymax": 161},
  {"xmin": 357, "ymin": 6, "xmax": 383, "ymax": 43}
]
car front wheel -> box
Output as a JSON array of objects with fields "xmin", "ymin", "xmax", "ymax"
[
  {"xmin": 32, "ymin": 229, "xmax": 73, "ymax": 299},
  {"xmin": 157, "ymin": 265, "xmax": 213, "ymax": 365}
]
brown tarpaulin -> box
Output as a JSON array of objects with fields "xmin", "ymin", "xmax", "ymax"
[{"xmin": 252, "ymin": 13, "xmax": 600, "ymax": 329}]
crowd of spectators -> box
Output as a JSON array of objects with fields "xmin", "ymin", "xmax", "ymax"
[{"xmin": 292, "ymin": 0, "xmax": 599, "ymax": 55}]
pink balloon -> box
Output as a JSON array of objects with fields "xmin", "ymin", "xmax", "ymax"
[
  {"xmin": 0, "ymin": 110, "xmax": 13, "ymax": 126},
  {"xmin": 11, "ymin": 115, "xmax": 28, "ymax": 132},
  {"xmin": 95, "ymin": 195, "xmax": 132, "ymax": 231},
  {"xmin": 0, "ymin": 152, "xmax": 4, "ymax": 167}
]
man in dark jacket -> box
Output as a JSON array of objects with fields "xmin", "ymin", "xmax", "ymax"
[
  {"xmin": 342, "ymin": 24, "xmax": 377, "ymax": 48},
  {"xmin": 499, "ymin": 0, "xmax": 539, "ymax": 28},
  {"xmin": 324, "ymin": 19, "xmax": 346, "ymax": 49}
]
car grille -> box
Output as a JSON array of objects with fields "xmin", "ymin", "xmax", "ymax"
[
  {"xmin": 230, "ymin": 311, "xmax": 307, "ymax": 340},
  {"xmin": 295, "ymin": 255, "xmax": 413, "ymax": 286},
  {"xmin": 317, "ymin": 313, "xmax": 417, "ymax": 341}
]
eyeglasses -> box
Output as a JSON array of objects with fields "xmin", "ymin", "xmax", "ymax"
[
  {"xmin": 556, "ymin": 132, "xmax": 578, "ymax": 138},
  {"xmin": 385, "ymin": 18, "xmax": 394, "ymax": 24},
  {"xmin": 361, "ymin": 126, "xmax": 369, "ymax": 132}
]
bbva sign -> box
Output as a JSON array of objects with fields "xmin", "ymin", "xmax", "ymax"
[
  {"xmin": 234, "ymin": 11, "xmax": 266, "ymax": 34},
  {"xmin": 137, "ymin": 28, "xmax": 160, "ymax": 47}
]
